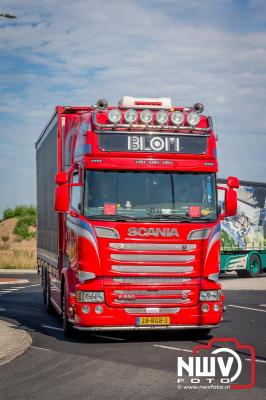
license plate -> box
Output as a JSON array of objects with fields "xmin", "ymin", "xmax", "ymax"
[{"xmin": 136, "ymin": 316, "xmax": 170, "ymax": 326}]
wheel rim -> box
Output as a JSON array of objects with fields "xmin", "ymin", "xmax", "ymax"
[{"xmin": 250, "ymin": 258, "xmax": 259, "ymax": 274}]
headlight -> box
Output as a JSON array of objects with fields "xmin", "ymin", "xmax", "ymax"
[
  {"xmin": 187, "ymin": 111, "xmax": 200, "ymax": 126},
  {"xmin": 156, "ymin": 110, "xmax": 168, "ymax": 125},
  {"xmin": 95, "ymin": 226, "xmax": 120, "ymax": 239},
  {"xmin": 140, "ymin": 109, "xmax": 153, "ymax": 124},
  {"xmin": 76, "ymin": 291, "xmax": 105, "ymax": 303},
  {"xmin": 171, "ymin": 111, "xmax": 184, "ymax": 126},
  {"xmin": 124, "ymin": 109, "xmax": 138, "ymax": 124},
  {"xmin": 200, "ymin": 290, "xmax": 221, "ymax": 302},
  {"xmin": 188, "ymin": 228, "xmax": 211, "ymax": 240},
  {"xmin": 108, "ymin": 109, "xmax": 122, "ymax": 123}
]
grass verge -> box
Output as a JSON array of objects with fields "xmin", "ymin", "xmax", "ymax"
[{"xmin": 0, "ymin": 249, "xmax": 36, "ymax": 269}]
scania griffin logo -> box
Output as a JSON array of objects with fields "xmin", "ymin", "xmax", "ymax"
[{"xmin": 128, "ymin": 227, "xmax": 179, "ymax": 237}]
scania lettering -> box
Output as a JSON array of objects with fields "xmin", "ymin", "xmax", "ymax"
[
  {"xmin": 128, "ymin": 227, "xmax": 179, "ymax": 237},
  {"xmin": 35, "ymin": 96, "xmax": 238, "ymax": 337}
]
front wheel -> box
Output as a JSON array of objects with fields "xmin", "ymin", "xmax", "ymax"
[{"xmin": 62, "ymin": 284, "xmax": 75, "ymax": 338}]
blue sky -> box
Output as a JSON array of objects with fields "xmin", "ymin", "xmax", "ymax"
[{"xmin": 0, "ymin": 0, "xmax": 266, "ymax": 217}]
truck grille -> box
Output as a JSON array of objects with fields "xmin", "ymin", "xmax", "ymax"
[
  {"xmin": 112, "ymin": 277, "xmax": 191, "ymax": 284},
  {"xmin": 110, "ymin": 243, "xmax": 196, "ymax": 251},
  {"xmin": 111, "ymin": 265, "xmax": 193, "ymax": 273},
  {"xmin": 111, "ymin": 254, "xmax": 194, "ymax": 262},
  {"xmin": 114, "ymin": 289, "xmax": 190, "ymax": 296},
  {"xmin": 114, "ymin": 298, "xmax": 190, "ymax": 305}
]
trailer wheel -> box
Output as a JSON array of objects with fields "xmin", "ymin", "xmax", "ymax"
[
  {"xmin": 62, "ymin": 283, "xmax": 74, "ymax": 338},
  {"xmin": 43, "ymin": 271, "xmax": 54, "ymax": 314},
  {"xmin": 246, "ymin": 254, "xmax": 261, "ymax": 278}
]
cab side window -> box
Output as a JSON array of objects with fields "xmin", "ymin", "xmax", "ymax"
[{"xmin": 71, "ymin": 173, "xmax": 81, "ymax": 211}]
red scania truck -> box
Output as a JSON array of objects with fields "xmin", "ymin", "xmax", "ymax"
[{"xmin": 36, "ymin": 96, "xmax": 238, "ymax": 337}]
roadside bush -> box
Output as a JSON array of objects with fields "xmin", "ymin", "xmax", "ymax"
[
  {"xmin": 13, "ymin": 215, "xmax": 36, "ymax": 240},
  {"xmin": 1, "ymin": 235, "xmax": 9, "ymax": 242},
  {"xmin": 3, "ymin": 205, "xmax": 36, "ymax": 220}
]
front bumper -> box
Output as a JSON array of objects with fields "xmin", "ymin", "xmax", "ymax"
[{"xmin": 71, "ymin": 301, "xmax": 223, "ymax": 330}]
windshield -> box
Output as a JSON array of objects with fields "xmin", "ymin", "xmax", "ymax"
[{"xmin": 83, "ymin": 170, "xmax": 217, "ymax": 221}]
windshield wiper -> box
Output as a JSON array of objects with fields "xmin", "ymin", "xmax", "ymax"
[
  {"xmin": 145, "ymin": 214, "xmax": 193, "ymax": 222},
  {"xmin": 87, "ymin": 214, "xmax": 138, "ymax": 221}
]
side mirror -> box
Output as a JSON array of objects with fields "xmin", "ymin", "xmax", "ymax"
[
  {"xmin": 227, "ymin": 176, "xmax": 239, "ymax": 189},
  {"xmin": 55, "ymin": 185, "xmax": 70, "ymax": 212},
  {"xmin": 224, "ymin": 188, "xmax": 237, "ymax": 217},
  {"xmin": 55, "ymin": 171, "xmax": 68, "ymax": 184}
]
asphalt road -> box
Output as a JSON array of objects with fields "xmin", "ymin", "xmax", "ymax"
[{"xmin": 0, "ymin": 272, "xmax": 265, "ymax": 400}]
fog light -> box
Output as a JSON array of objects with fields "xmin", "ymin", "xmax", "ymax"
[
  {"xmin": 108, "ymin": 109, "xmax": 122, "ymax": 123},
  {"xmin": 171, "ymin": 111, "xmax": 184, "ymax": 126},
  {"xmin": 201, "ymin": 304, "xmax": 209, "ymax": 313},
  {"xmin": 82, "ymin": 305, "xmax": 90, "ymax": 314},
  {"xmin": 156, "ymin": 110, "xmax": 168, "ymax": 125},
  {"xmin": 213, "ymin": 304, "xmax": 220, "ymax": 312},
  {"xmin": 140, "ymin": 109, "xmax": 153, "ymax": 124},
  {"xmin": 124, "ymin": 109, "xmax": 138, "ymax": 124},
  {"xmin": 187, "ymin": 111, "xmax": 200, "ymax": 126},
  {"xmin": 95, "ymin": 305, "xmax": 103, "ymax": 314}
]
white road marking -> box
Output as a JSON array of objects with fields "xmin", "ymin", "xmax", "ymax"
[
  {"xmin": 0, "ymin": 279, "xmax": 29, "ymax": 285},
  {"xmin": 41, "ymin": 325, "xmax": 64, "ymax": 331},
  {"xmin": 31, "ymin": 346, "xmax": 51, "ymax": 351},
  {"xmin": 154, "ymin": 344, "xmax": 193, "ymax": 353},
  {"xmin": 0, "ymin": 291, "xmax": 12, "ymax": 294},
  {"xmin": 92, "ymin": 334, "xmax": 125, "ymax": 341},
  {"xmin": 245, "ymin": 358, "xmax": 266, "ymax": 364},
  {"xmin": 259, "ymin": 304, "xmax": 266, "ymax": 308},
  {"xmin": 0, "ymin": 307, "xmax": 6, "ymax": 311},
  {"xmin": 28, "ymin": 284, "xmax": 41, "ymax": 287},
  {"xmin": 12, "ymin": 286, "xmax": 27, "ymax": 289},
  {"xmin": 227, "ymin": 304, "xmax": 266, "ymax": 313}
]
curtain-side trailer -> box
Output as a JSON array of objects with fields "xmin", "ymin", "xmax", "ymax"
[{"xmin": 219, "ymin": 179, "xmax": 266, "ymax": 277}]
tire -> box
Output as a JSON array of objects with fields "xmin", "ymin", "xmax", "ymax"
[
  {"xmin": 43, "ymin": 271, "xmax": 54, "ymax": 314},
  {"xmin": 237, "ymin": 270, "xmax": 247, "ymax": 278},
  {"xmin": 246, "ymin": 254, "xmax": 261, "ymax": 278},
  {"xmin": 62, "ymin": 283, "xmax": 75, "ymax": 338}
]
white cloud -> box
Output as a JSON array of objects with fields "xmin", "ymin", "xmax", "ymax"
[{"xmin": 0, "ymin": 0, "xmax": 265, "ymax": 216}]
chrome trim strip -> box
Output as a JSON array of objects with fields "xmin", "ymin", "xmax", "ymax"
[
  {"xmin": 74, "ymin": 324, "xmax": 219, "ymax": 331},
  {"xmin": 125, "ymin": 307, "xmax": 181, "ymax": 314}
]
